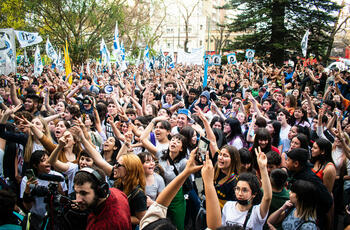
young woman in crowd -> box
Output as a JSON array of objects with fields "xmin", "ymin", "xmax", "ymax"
[
  {"xmin": 221, "ymin": 147, "xmax": 272, "ymax": 229},
  {"xmin": 292, "ymin": 107, "xmax": 311, "ymax": 128},
  {"xmin": 224, "ymin": 117, "xmax": 247, "ymax": 150},
  {"xmin": 268, "ymin": 180, "xmax": 318, "ymax": 230},
  {"xmin": 137, "ymin": 152, "xmax": 165, "ymax": 207},
  {"xmin": 267, "ymin": 120, "xmax": 282, "ymax": 150}
]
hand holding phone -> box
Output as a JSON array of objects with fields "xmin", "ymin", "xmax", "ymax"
[{"xmin": 197, "ymin": 136, "xmax": 210, "ymax": 164}]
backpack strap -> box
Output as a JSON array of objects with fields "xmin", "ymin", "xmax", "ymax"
[
  {"xmin": 295, "ymin": 220, "xmax": 317, "ymax": 230},
  {"xmin": 243, "ymin": 205, "xmax": 254, "ymax": 229}
]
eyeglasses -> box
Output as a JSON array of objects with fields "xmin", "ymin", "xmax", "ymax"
[
  {"xmin": 115, "ymin": 162, "xmax": 125, "ymax": 168},
  {"xmin": 234, "ymin": 187, "xmax": 250, "ymax": 194}
]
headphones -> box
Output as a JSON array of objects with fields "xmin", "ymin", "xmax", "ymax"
[{"xmin": 76, "ymin": 167, "xmax": 109, "ymax": 198}]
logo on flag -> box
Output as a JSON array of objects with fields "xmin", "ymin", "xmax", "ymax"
[
  {"xmin": 227, "ymin": 53, "xmax": 237, "ymax": 64},
  {"xmin": 46, "ymin": 38, "xmax": 58, "ymax": 61},
  {"xmin": 14, "ymin": 30, "xmax": 43, "ymax": 48},
  {"xmin": 212, "ymin": 55, "xmax": 221, "ymax": 66}
]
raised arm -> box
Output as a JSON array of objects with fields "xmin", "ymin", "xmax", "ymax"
[
  {"xmin": 7, "ymin": 77, "xmax": 21, "ymax": 106},
  {"xmin": 255, "ymin": 147, "xmax": 272, "ymax": 219},
  {"xmin": 71, "ymin": 126, "xmax": 113, "ymax": 176},
  {"xmin": 202, "ymin": 152, "xmax": 221, "ymax": 229},
  {"xmin": 48, "ymin": 135, "xmax": 70, "ymax": 172}
]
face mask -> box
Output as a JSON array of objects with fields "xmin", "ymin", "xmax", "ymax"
[{"xmin": 237, "ymin": 199, "xmax": 250, "ymax": 206}]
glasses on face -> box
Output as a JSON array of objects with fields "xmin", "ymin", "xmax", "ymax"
[
  {"xmin": 115, "ymin": 162, "xmax": 125, "ymax": 168},
  {"xmin": 234, "ymin": 186, "xmax": 250, "ymax": 194}
]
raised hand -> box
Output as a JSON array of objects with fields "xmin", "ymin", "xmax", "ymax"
[
  {"xmin": 184, "ymin": 147, "xmax": 203, "ymax": 175},
  {"xmin": 201, "ymin": 151, "xmax": 214, "ymax": 185},
  {"xmin": 255, "ymin": 146, "xmax": 267, "ymax": 169}
]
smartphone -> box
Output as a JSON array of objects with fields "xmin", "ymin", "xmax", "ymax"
[
  {"xmin": 197, "ymin": 136, "xmax": 210, "ymax": 163},
  {"xmin": 26, "ymin": 169, "xmax": 36, "ymax": 180}
]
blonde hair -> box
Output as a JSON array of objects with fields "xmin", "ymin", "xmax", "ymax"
[
  {"xmin": 24, "ymin": 117, "xmax": 52, "ymax": 162},
  {"xmin": 114, "ymin": 154, "xmax": 146, "ymax": 196}
]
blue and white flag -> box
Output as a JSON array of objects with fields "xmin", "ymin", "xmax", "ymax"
[
  {"xmin": 227, "ymin": 53, "xmax": 237, "ymax": 64},
  {"xmin": 158, "ymin": 48, "xmax": 165, "ymax": 68},
  {"xmin": 119, "ymin": 41, "xmax": 127, "ymax": 72},
  {"xmin": 34, "ymin": 45, "xmax": 43, "ymax": 77},
  {"xmin": 100, "ymin": 38, "xmax": 111, "ymax": 66},
  {"xmin": 14, "ymin": 30, "xmax": 43, "ymax": 48},
  {"xmin": 212, "ymin": 55, "xmax": 221, "ymax": 66},
  {"xmin": 112, "ymin": 22, "xmax": 121, "ymax": 59},
  {"xmin": 301, "ymin": 30, "xmax": 309, "ymax": 57},
  {"xmin": 45, "ymin": 38, "xmax": 58, "ymax": 62},
  {"xmin": 166, "ymin": 51, "xmax": 175, "ymax": 69},
  {"xmin": 144, "ymin": 45, "xmax": 151, "ymax": 71},
  {"xmin": 245, "ymin": 49, "xmax": 255, "ymax": 63},
  {"xmin": 0, "ymin": 29, "xmax": 16, "ymax": 75}
]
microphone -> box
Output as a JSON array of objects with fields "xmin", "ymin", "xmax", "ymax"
[{"xmin": 37, "ymin": 173, "xmax": 64, "ymax": 182}]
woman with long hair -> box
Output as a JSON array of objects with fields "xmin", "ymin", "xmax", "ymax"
[
  {"xmin": 268, "ymin": 180, "xmax": 318, "ymax": 230},
  {"xmin": 138, "ymin": 152, "xmax": 165, "ymax": 207},
  {"xmin": 210, "ymin": 116, "xmax": 225, "ymax": 131},
  {"xmin": 267, "ymin": 120, "xmax": 282, "ymax": 149},
  {"xmin": 280, "ymin": 133, "xmax": 309, "ymax": 167},
  {"xmin": 224, "ymin": 117, "xmax": 247, "ymax": 150},
  {"xmin": 311, "ymin": 138, "xmax": 336, "ymax": 193},
  {"xmin": 179, "ymin": 126, "xmax": 197, "ymax": 153},
  {"xmin": 221, "ymin": 147, "xmax": 272, "ymax": 229},
  {"xmin": 72, "ymin": 126, "xmax": 147, "ymax": 229},
  {"xmin": 249, "ymin": 128, "xmax": 280, "ymax": 172},
  {"xmin": 213, "ymin": 145, "xmax": 241, "ymax": 208}
]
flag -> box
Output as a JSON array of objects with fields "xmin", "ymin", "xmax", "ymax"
[
  {"xmin": 45, "ymin": 38, "xmax": 58, "ymax": 61},
  {"xmin": 227, "ymin": 53, "xmax": 237, "ymax": 64},
  {"xmin": 23, "ymin": 48, "xmax": 30, "ymax": 66},
  {"xmin": 64, "ymin": 39, "xmax": 72, "ymax": 84},
  {"xmin": 301, "ymin": 30, "xmax": 309, "ymax": 57},
  {"xmin": 86, "ymin": 60, "xmax": 91, "ymax": 75},
  {"xmin": 166, "ymin": 51, "xmax": 175, "ymax": 69},
  {"xmin": 34, "ymin": 45, "xmax": 43, "ymax": 77},
  {"xmin": 212, "ymin": 55, "xmax": 221, "ymax": 66},
  {"xmin": 14, "ymin": 30, "xmax": 43, "ymax": 48},
  {"xmin": 0, "ymin": 30, "xmax": 16, "ymax": 75},
  {"xmin": 100, "ymin": 38, "xmax": 111, "ymax": 66},
  {"xmin": 203, "ymin": 55, "xmax": 208, "ymax": 87},
  {"xmin": 112, "ymin": 22, "xmax": 121, "ymax": 59},
  {"xmin": 143, "ymin": 45, "xmax": 151, "ymax": 71},
  {"xmin": 80, "ymin": 62, "xmax": 84, "ymax": 74}
]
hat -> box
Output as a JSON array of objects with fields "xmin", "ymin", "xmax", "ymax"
[
  {"xmin": 83, "ymin": 96, "xmax": 92, "ymax": 105},
  {"xmin": 177, "ymin": 109, "xmax": 191, "ymax": 119},
  {"xmin": 286, "ymin": 148, "xmax": 309, "ymax": 165}
]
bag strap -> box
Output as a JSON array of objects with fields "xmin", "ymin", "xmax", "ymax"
[
  {"xmin": 168, "ymin": 156, "xmax": 179, "ymax": 176},
  {"xmin": 295, "ymin": 220, "xmax": 317, "ymax": 230},
  {"xmin": 243, "ymin": 205, "xmax": 254, "ymax": 229}
]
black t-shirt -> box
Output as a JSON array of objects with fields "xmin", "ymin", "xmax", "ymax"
[
  {"xmin": 215, "ymin": 170, "xmax": 237, "ymax": 204},
  {"xmin": 128, "ymin": 188, "xmax": 147, "ymax": 217}
]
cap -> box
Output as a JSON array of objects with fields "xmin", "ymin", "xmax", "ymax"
[
  {"xmin": 177, "ymin": 109, "xmax": 191, "ymax": 119},
  {"xmin": 286, "ymin": 148, "xmax": 309, "ymax": 165}
]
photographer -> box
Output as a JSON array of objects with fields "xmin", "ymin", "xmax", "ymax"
[
  {"xmin": 20, "ymin": 150, "xmax": 67, "ymax": 230},
  {"xmin": 73, "ymin": 167, "xmax": 132, "ymax": 230}
]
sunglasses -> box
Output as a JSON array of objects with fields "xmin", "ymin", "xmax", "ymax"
[{"xmin": 115, "ymin": 162, "xmax": 125, "ymax": 168}]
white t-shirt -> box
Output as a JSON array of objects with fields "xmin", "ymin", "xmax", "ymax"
[
  {"xmin": 222, "ymin": 201, "xmax": 267, "ymax": 230},
  {"xmin": 280, "ymin": 125, "xmax": 291, "ymax": 141},
  {"xmin": 20, "ymin": 170, "xmax": 67, "ymax": 218},
  {"xmin": 65, "ymin": 162, "xmax": 79, "ymax": 195}
]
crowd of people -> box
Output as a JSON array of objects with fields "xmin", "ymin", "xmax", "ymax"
[{"xmin": 0, "ymin": 59, "xmax": 349, "ymax": 230}]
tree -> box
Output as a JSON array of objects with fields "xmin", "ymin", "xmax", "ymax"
[
  {"xmin": 178, "ymin": 0, "xmax": 200, "ymax": 53},
  {"xmin": 223, "ymin": 0, "xmax": 341, "ymax": 65},
  {"xmin": 211, "ymin": 24, "xmax": 231, "ymax": 54},
  {"xmin": 25, "ymin": 0, "xmax": 124, "ymax": 64},
  {"xmin": 0, "ymin": 0, "xmax": 26, "ymax": 29}
]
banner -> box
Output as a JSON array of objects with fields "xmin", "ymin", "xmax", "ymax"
[
  {"xmin": 0, "ymin": 28, "xmax": 16, "ymax": 75},
  {"xmin": 227, "ymin": 53, "xmax": 237, "ymax": 64},
  {"xmin": 212, "ymin": 55, "xmax": 221, "ymax": 66},
  {"xmin": 245, "ymin": 49, "xmax": 255, "ymax": 63},
  {"xmin": 64, "ymin": 40, "xmax": 72, "ymax": 84},
  {"xmin": 34, "ymin": 45, "xmax": 43, "ymax": 77},
  {"xmin": 177, "ymin": 47, "xmax": 204, "ymax": 65},
  {"xmin": 14, "ymin": 30, "xmax": 43, "ymax": 48},
  {"xmin": 46, "ymin": 38, "xmax": 58, "ymax": 61},
  {"xmin": 301, "ymin": 30, "xmax": 309, "ymax": 57},
  {"xmin": 166, "ymin": 51, "xmax": 175, "ymax": 69}
]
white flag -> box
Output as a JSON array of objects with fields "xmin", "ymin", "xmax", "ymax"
[
  {"xmin": 301, "ymin": 30, "xmax": 309, "ymax": 57},
  {"xmin": 46, "ymin": 38, "xmax": 58, "ymax": 61},
  {"xmin": 0, "ymin": 29, "xmax": 16, "ymax": 75},
  {"xmin": 81, "ymin": 62, "xmax": 84, "ymax": 74},
  {"xmin": 100, "ymin": 38, "xmax": 111, "ymax": 66},
  {"xmin": 86, "ymin": 60, "xmax": 91, "ymax": 75},
  {"xmin": 34, "ymin": 45, "xmax": 43, "ymax": 77},
  {"xmin": 14, "ymin": 30, "xmax": 43, "ymax": 48},
  {"xmin": 112, "ymin": 22, "xmax": 121, "ymax": 60}
]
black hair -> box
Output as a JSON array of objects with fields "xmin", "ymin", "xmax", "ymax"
[
  {"xmin": 161, "ymin": 134, "xmax": 187, "ymax": 163},
  {"xmin": 225, "ymin": 117, "xmax": 244, "ymax": 144},
  {"xmin": 255, "ymin": 117, "xmax": 267, "ymax": 128},
  {"xmin": 292, "ymin": 133, "xmax": 310, "ymax": 150},
  {"xmin": 324, "ymin": 99, "xmax": 335, "ymax": 111},
  {"xmin": 66, "ymin": 105, "xmax": 81, "ymax": 119},
  {"xmin": 268, "ymin": 120, "xmax": 281, "ymax": 147},
  {"xmin": 179, "ymin": 126, "xmax": 197, "ymax": 150},
  {"xmin": 29, "ymin": 150, "xmax": 49, "ymax": 175},
  {"xmin": 155, "ymin": 120, "xmax": 171, "ymax": 132},
  {"xmin": 0, "ymin": 189, "xmax": 17, "ymax": 225},
  {"xmin": 213, "ymin": 128, "xmax": 227, "ymax": 150},
  {"xmin": 311, "ymin": 138, "xmax": 333, "ymax": 165},
  {"xmin": 237, "ymin": 172, "xmax": 263, "ymax": 205},
  {"xmin": 270, "ymin": 169, "xmax": 288, "ymax": 190},
  {"xmin": 266, "ymin": 151, "xmax": 281, "ymax": 167},
  {"xmin": 210, "ymin": 116, "xmax": 225, "ymax": 131},
  {"xmin": 251, "ymin": 128, "xmax": 272, "ymax": 171},
  {"xmin": 73, "ymin": 167, "xmax": 106, "ymax": 196},
  {"xmin": 142, "ymin": 218, "xmax": 176, "ymax": 230}
]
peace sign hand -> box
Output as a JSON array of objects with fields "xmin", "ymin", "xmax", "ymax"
[{"xmin": 255, "ymin": 146, "xmax": 267, "ymax": 169}]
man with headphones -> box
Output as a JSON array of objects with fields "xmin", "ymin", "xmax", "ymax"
[{"xmin": 74, "ymin": 167, "xmax": 132, "ymax": 230}]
